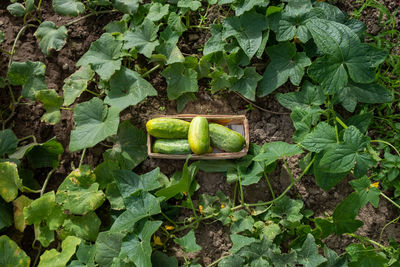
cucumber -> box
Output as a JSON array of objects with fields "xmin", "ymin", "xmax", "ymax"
[
  {"xmin": 146, "ymin": 118, "xmax": 190, "ymax": 138},
  {"xmin": 152, "ymin": 139, "xmax": 192, "ymax": 154},
  {"xmin": 188, "ymin": 117, "xmax": 210, "ymax": 155},
  {"xmin": 209, "ymin": 123, "xmax": 245, "ymax": 152}
]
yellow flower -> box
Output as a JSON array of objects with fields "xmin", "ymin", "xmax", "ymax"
[
  {"xmin": 183, "ymin": 192, "xmax": 188, "ymax": 196},
  {"xmin": 153, "ymin": 235, "xmax": 163, "ymax": 246},
  {"xmin": 293, "ymin": 35, "xmax": 302, "ymax": 44},
  {"xmin": 199, "ymin": 205, "xmax": 204, "ymax": 214},
  {"xmin": 220, "ymin": 204, "xmax": 225, "ymax": 209},
  {"xmin": 165, "ymin": 225, "xmax": 175, "ymax": 231},
  {"xmin": 370, "ymin": 182, "xmax": 380, "ymax": 188}
]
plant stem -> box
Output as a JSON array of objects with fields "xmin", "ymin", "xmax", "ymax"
[
  {"xmin": 371, "ymin": 139, "xmax": 400, "ymax": 156},
  {"xmin": 335, "ymin": 116, "xmax": 348, "ymax": 129},
  {"xmin": 142, "ymin": 64, "xmax": 161, "ymax": 78},
  {"xmin": 379, "ymin": 215, "xmax": 400, "ymax": 242},
  {"xmin": 283, "ymin": 158, "xmax": 294, "ymax": 183},
  {"xmin": 346, "ymin": 233, "xmax": 386, "ymax": 249},
  {"xmin": 65, "ymin": 10, "xmax": 118, "ymax": 27},
  {"xmin": 23, "ymin": 186, "xmax": 41, "ymax": 193},
  {"xmin": 37, "ymin": 0, "xmax": 43, "ymax": 11},
  {"xmin": 233, "ymin": 181, "xmax": 238, "ymax": 206},
  {"xmin": 264, "ymin": 171, "xmax": 275, "ymax": 200},
  {"xmin": 187, "ymin": 192, "xmax": 199, "ymax": 222},
  {"xmin": 160, "ymin": 211, "xmax": 177, "ymax": 227},
  {"xmin": 18, "ymin": 135, "xmax": 37, "ymax": 143},
  {"xmin": 60, "ymin": 107, "xmax": 73, "ymax": 110},
  {"xmin": 40, "ymin": 168, "xmax": 56, "ymax": 196},
  {"xmin": 85, "ymin": 89, "xmax": 101, "ymax": 97},
  {"xmin": 206, "ymin": 255, "xmax": 230, "ymax": 267},
  {"xmin": 79, "ymin": 148, "xmax": 86, "ymax": 168},
  {"xmin": 237, "ymin": 168, "xmax": 245, "ymax": 207},
  {"xmin": 234, "ymin": 92, "xmax": 290, "ymax": 115},
  {"xmin": 8, "ymin": 24, "xmax": 36, "ymax": 68},
  {"xmin": 198, "ymin": 4, "xmax": 210, "ymax": 28},
  {"xmin": 380, "ymin": 192, "xmax": 400, "ymax": 210}
]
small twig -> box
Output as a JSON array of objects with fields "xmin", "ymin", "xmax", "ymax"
[
  {"xmin": 8, "ymin": 24, "xmax": 36, "ymax": 68},
  {"xmin": 233, "ymin": 92, "xmax": 290, "ymax": 115},
  {"xmin": 379, "ymin": 215, "xmax": 400, "ymax": 242}
]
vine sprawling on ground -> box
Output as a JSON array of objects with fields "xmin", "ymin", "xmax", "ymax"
[{"xmin": 0, "ymin": 0, "xmax": 400, "ymax": 266}]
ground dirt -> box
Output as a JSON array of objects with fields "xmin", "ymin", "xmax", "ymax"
[{"xmin": 0, "ymin": 0, "xmax": 399, "ymax": 265}]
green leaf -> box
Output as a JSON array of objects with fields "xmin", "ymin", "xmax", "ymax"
[
  {"xmin": 7, "ymin": 3, "xmax": 26, "ymax": 17},
  {"xmin": 38, "ymin": 236, "xmax": 81, "ymax": 267},
  {"xmin": 7, "ymin": 61, "xmax": 47, "ymax": 99},
  {"xmin": 218, "ymin": 255, "xmax": 245, "ymax": 267},
  {"xmin": 0, "ymin": 200, "xmax": 12, "ymax": 230},
  {"xmin": 69, "ymin": 97, "xmax": 120, "ymax": 152},
  {"xmin": 222, "ymin": 11, "xmax": 268, "ymax": 58},
  {"xmin": 155, "ymin": 159, "xmax": 198, "ymax": 201},
  {"xmin": 13, "ymin": 195, "xmax": 33, "ymax": 232},
  {"xmin": 270, "ymin": 0, "xmax": 324, "ymax": 43},
  {"xmin": 174, "ymin": 229, "xmax": 202, "ymax": 253},
  {"xmin": 230, "ymin": 67, "xmax": 262, "ymax": 101},
  {"xmin": 276, "ymin": 81, "xmax": 325, "ymax": 110},
  {"xmin": 35, "ymin": 89, "xmax": 62, "ymax": 125},
  {"xmin": 320, "ymin": 246, "xmax": 348, "ymax": 267},
  {"xmin": 72, "ymin": 242, "xmax": 96, "ymax": 266},
  {"xmin": 271, "ymin": 195, "xmax": 303, "ymax": 223},
  {"xmin": 77, "ymin": 33, "xmax": 122, "ymax": 80},
  {"xmin": 0, "ymin": 31, "xmax": 4, "ymax": 44},
  {"xmin": 204, "ymin": 24, "xmax": 225, "ymax": 55},
  {"xmin": 24, "ymin": 192, "xmax": 66, "ymax": 229},
  {"xmin": 319, "ymin": 126, "xmax": 374, "ymax": 174},
  {"xmin": 349, "ymin": 176, "xmax": 380, "ymax": 208},
  {"xmin": 63, "ymin": 66, "xmax": 95, "ymax": 106},
  {"xmin": 234, "ymin": 0, "xmax": 269, "ymax": 16},
  {"xmin": 333, "ymin": 192, "xmax": 363, "ymax": 234},
  {"xmin": 25, "ymin": 138, "xmax": 63, "ymax": 169},
  {"xmin": 110, "ymin": 191, "xmax": 161, "ymax": 233},
  {"xmin": 176, "ymin": 92, "xmax": 196, "ymax": 113},
  {"xmin": 152, "ymin": 251, "xmax": 178, "ymax": 267},
  {"xmin": 62, "ymin": 212, "xmax": 101, "ymax": 241},
  {"xmin": 103, "ymin": 120, "xmax": 148, "ymax": 170},
  {"xmin": 0, "ymin": 129, "xmax": 18, "ymax": 157},
  {"xmin": 345, "ymin": 112, "xmax": 373, "ymax": 133},
  {"xmin": 210, "ymin": 68, "xmax": 231, "ymax": 93},
  {"xmin": 113, "ymin": 0, "xmax": 140, "ymax": 14},
  {"xmin": 119, "ymin": 220, "xmax": 162, "ymax": 266},
  {"xmin": 177, "ymin": 0, "xmax": 202, "ymax": 11},
  {"xmin": 253, "ymin": 141, "xmax": 303, "ymax": 166},
  {"xmin": 53, "ymin": 0, "xmax": 85, "ymax": 16},
  {"xmin": 313, "ymin": 153, "xmax": 347, "ymax": 191},
  {"xmin": 258, "ymin": 42, "xmax": 311, "ymax": 96},
  {"xmin": 105, "ymin": 67, "xmax": 157, "ymax": 111},
  {"xmin": 345, "ymin": 82, "xmax": 393, "ymax": 104},
  {"xmin": 34, "ymin": 21, "xmax": 68, "ymax": 56},
  {"xmin": 230, "ymin": 234, "xmax": 256, "ymax": 254},
  {"xmin": 237, "ymin": 238, "xmax": 274, "ymax": 264},
  {"xmin": 94, "ymin": 231, "xmax": 124, "ymax": 266},
  {"xmin": 0, "ymin": 162, "xmax": 22, "ymax": 202},
  {"xmin": 301, "ymin": 122, "xmax": 337, "ymax": 153},
  {"xmin": 167, "ymin": 12, "xmax": 187, "ymax": 33},
  {"xmin": 114, "ymin": 168, "xmax": 162, "ymax": 199},
  {"xmin": 123, "ymin": 19, "xmax": 159, "ymax": 58},
  {"xmin": 146, "ymin": 3, "xmax": 169, "ymax": 21},
  {"xmin": 307, "ymin": 19, "xmax": 387, "ymax": 94},
  {"xmin": 296, "ymin": 234, "xmax": 327, "ymax": 267},
  {"xmin": 162, "ymin": 63, "xmax": 198, "ymax": 100},
  {"xmin": 230, "ymin": 209, "xmax": 254, "ymax": 233},
  {"xmin": 0, "ymin": 235, "xmax": 30, "ymax": 266},
  {"xmin": 346, "ymin": 244, "xmax": 387, "ymax": 266},
  {"xmin": 35, "ymin": 224, "xmax": 54, "ymax": 247},
  {"xmin": 56, "ymin": 166, "xmax": 105, "ymax": 215}
]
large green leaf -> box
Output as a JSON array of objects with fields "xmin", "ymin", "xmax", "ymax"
[
  {"xmin": 25, "ymin": 138, "xmax": 64, "ymax": 169},
  {"xmin": 0, "ymin": 235, "xmax": 30, "ymax": 266},
  {"xmin": 270, "ymin": 195, "xmax": 303, "ymax": 223},
  {"xmin": 56, "ymin": 166, "xmax": 105, "ymax": 215},
  {"xmin": 161, "ymin": 63, "xmax": 198, "ymax": 100},
  {"xmin": 204, "ymin": 24, "xmax": 225, "ymax": 55},
  {"xmin": 35, "ymin": 89, "xmax": 62, "ymax": 125},
  {"xmin": 123, "ymin": 19, "xmax": 159, "ymax": 58},
  {"xmin": 177, "ymin": 0, "xmax": 202, "ymax": 11},
  {"xmin": 69, "ymin": 97, "xmax": 120, "ymax": 152},
  {"xmin": 313, "ymin": 153, "xmax": 347, "ymax": 191},
  {"xmin": 119, "ymin": 220, "xmax": 162, "ymax": 266},
  {"xmin": 276, "ymin": 81, "xmax": 325, "ymax": 110},
  {"xmin": 0, "ymin": 129, "xmax": 18, "ymax": 157},
  {"xmin": 7, "ymin": 61, "xmax": 47, "ymax": 99},
  {"xmin": 13, "ymin": 195, "xmax": 33, "ymax": 232},
  {"xmin": 343, "ymin": 82, "xmax": 393, "ymax": 105},
  {"xmin": 152, "ymin": 251, "xmax": 178, "ymax": 267},
  {"xmin": 234, "ymin": 0, "xmax": 269, "ymax": 16},
  {"xmin": 296, "ymin": 234, "xmax": 327, "ymax": 267},
  {"xmin": 63, "ymin": 66, "xmax": 95, "ymax": 106},
  {"xmin": 103, "ymin": 120, "xmax": 147, "ymax": 169},
  {"xmin": 258, "ymin": 42, "xmax": 311, "ymax": 96},
  {"xmin": 35, "ymin": 21, "xmax": 68, "ymax": 56},
  {"xmin": 307, "ymin": 19, "xmax": 386, "ymax": 94},
  {"xmin": 38, "ymin": 236, "xmax": 81, "ymax": 267},
  {"xmin": 105, "ymin": 67, "xmax": 157, "ymax": 111},
  {"xmin": 7, "ymin": 3, "xmax": 26, "ymax": 17},
  {"xmin": 349, "ymin": 176, "xmax": 380, "ymax": 208},
  {"xmin": 146, "ymin": 3, "xmax": 169, "ymax": 21},
  {"xmin": 77, "ymin": 33, "xmax": 122, "ymax": 80},
  {"xmin": 222, "ymin": 11, "xmax": 268, "ymax": 58},
  {"xmin": 95, "ymin": 231, "xmax": 124, "ymax": 266},
  {"xmin": 230, "ymin": 67, "xmax": 262, "ymax": 101},
  {"xmin": 253, "ymin": 141, "xmax": 303, "ymax": 166},
  {"xmin": 110, "ymin": 191, "xmax": 161, "ymax": 233},
  {"xmin": 229, "ymin": 234, "xmax": 256, "ymax": 254},
  {"xmin": 174, "ymin": 229, "xmax": 202, "ymax": 253},
  {"xmin": 301, "ymin": 122, "xmax": 337, "ymax": 153},
  {"xmin": 332, "ymin": 192, "xmax": 363, "ymax": 234},
  {"xmin": 62, "ymin": 212, "xmax": 101, "ymax": 241},
  {"xmin": 270, "ymin": 0, "xmax": 324, "ymax": 43},
  {"xmin": 53, "ymin": 0, "xmax": 85, "ymax": 16},
  {"xmin": 113, "ymin": 0, "xmax": 140, "ymax": 14},
  {"xmin": 0, "ymin": 162, "xmax": 22, "ymax": 202}
]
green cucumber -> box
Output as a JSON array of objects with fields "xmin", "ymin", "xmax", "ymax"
[
  {"xmin": 152, "ymin": 139, "xmax": 192, "ymax": 154},
  {"xmin": 209, "ymin": 123, "xmax": 245, "ymax": 152},
  {"xmin": 146, "ymin": 118, "xmax": 190, "ymax": 138},
  {"xmin": 188, "ymin": 117, "xmax": 210, "ymax": 155}
]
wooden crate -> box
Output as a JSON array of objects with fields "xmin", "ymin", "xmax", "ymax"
[{"xmin": 147, "ymin": 114, "xmax": 249, "ymax": 160}]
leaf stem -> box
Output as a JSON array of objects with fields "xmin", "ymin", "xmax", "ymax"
[
  {"xmin": 380, "ymin": 192, "xmax": 400, "ymax": 210},
  {"xmin": 206, "ymin": 255, "xmax": 230, "ymax": 267},
  {"xmin": 160, "ymin": 211, "xmax": 177, "ymax": 227},
  {"xmin": 371, "ymin": 139, "xmax": 400, "ymax": 156},
  {"xmin": 40, "ymin": 168, "xmax": 56, "ymax": 196},
  {"xmin": 237, "ymin": 168, "xmax": 245, "ymax": 207},
  {"xmin": 264, "ymin": 171, "xmax": 275, "ymax": 200},
  {"xmin": 37, "ymin": 0, "xmax": 43, "ymax": 11},
  {"xmin": 85, "ymin": 89, "xmax": 101, "ymax": 97},
  {"xmin": 8, "ymin": 24, "xmax": 36, "ymax": 69},
  {"xmin": 335, "ymin": 116, "xmax": 348, "ymax": 129},
  {"xmin": 18, "ymin": 135, "xmax": 37, "ymax": 143},
  {"xmin": 23, "ymin": 186, "xmax": 41, "ymax": 193},
  {"xmin": 346, "ymin": 233, "xmax": 386, "ymax": 249},
  {"xmin": 142, "ymin": 64, "xmax": 161, "ymax": 78},
  {"xmin": 65, "ymin": 10, "xmax": 119, "ymax": 27},
  {"xmin": 379, "ymin": 215, "xmax": 400, "ymax": 242},
  {"xmin": 283, "ymin": 158, "xmax": 294, "ymax": 183},
  {"xmin": 233, "ymin": 181, "xmax": 238, "ymax": 206},
  {"xmin": 79, "ymin": 148, "xmax": 86, "ymax": 168}
]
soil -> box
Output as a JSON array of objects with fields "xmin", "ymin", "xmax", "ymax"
[{"xmin": 0, "ymin": 0, "xmax": 399, "ymax": 265}]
